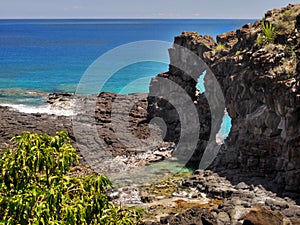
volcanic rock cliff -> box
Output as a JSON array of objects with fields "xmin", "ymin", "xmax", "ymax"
[{"xmin": 148, "ymin": 3, "xmax": 300, "ymax": 198}]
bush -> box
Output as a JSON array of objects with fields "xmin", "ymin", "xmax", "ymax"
[
  {"xmin": 257, "ymin": 20, "xmax": 278, "ymax": 47},
  {"xmin": 215, "ymin": 43, "xmax": 227, "ymax": 52},
  {"xmin": 0, "ymin": 131, "xmax": 142, "ymax": 225}
]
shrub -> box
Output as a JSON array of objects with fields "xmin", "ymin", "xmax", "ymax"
[
  {"xmin": 257, "ymin": 20, "xmax": 278, "ymax": 47},
  {"xmin": 215, "ymin": 43, "xmax": 227, "ymax": 53},
  {"xmin": 0, "ymin": 131, "xmax": 142, "ymax": 225}
]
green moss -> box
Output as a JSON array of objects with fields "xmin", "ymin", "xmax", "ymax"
[{"xmin": 141, "ymin": 170, "xmax": 193, "ymax": 198}]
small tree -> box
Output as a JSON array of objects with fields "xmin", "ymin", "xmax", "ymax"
[{"xmin": 0, "ymin": 131, "xmax": 142, "ymax": 225}]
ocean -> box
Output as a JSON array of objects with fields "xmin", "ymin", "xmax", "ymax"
[{"xmin": 0, "ymin": 19, "xmax": 255, "ymax": 138}]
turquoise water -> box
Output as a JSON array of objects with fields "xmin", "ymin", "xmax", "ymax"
[
  {"xmin": 0, "ymin": 19, "xmax": 254, "ymax": 98},
  {"xmin": 0, "ymin": 19, "xmax": 255, "ymax": 138}
]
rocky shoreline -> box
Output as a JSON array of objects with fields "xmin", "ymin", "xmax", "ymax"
[
  {"xmin": 1, "ymin": 90, "xmax": 299, "ymax": 224},
  {"xmin": 0, "ymin": 92, "xmax": 173, "ymax": 172},
  {"xmin": 140, "ymin": 170, "xmax": 300, "ymax": 224},
  {"xmin": 1, "ymin": 3, "xmax": 300, "ymax": 224}
]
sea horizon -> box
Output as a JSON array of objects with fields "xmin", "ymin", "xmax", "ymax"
[
  {"xmin": 0, "ymin": 18, "xmax": 255, "ymax": 101},
  {"xmin": 0, "ymin": 18, "xmax": 258, "ymax": 20},
  {"xmin": 0, "ymin": 18, "xmax": 239, "ymax": 139}
]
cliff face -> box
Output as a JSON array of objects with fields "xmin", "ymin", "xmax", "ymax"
[
  {"xmin": 148, "ymin": 4, "xmax": 300, "ymax": 196},
  {"xmin": 147, "ymin": 34, "xmax": 219, "ymax": 168}
]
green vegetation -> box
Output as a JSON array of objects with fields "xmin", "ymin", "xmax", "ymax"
[
  {"xmin": 286, "ymin": 72, "xmax": 293, "ymax": 79},
  {"xmin": 275, "ymin": 56, "xmax": 296, "ymax": 79},
  {"xmin": 264, "ymin": 43, "xmax": 275, "ymax": 51},
  {"xmin": 280, "ymin": 58, "xmax": 285, "ymax": 65},
  {"xmin": 215, "ymin": 43, "xmax": 227, "ymax": 53},
  {"xmin": 0, "ymin": 131, "xmax": 142, "ymax": 225},
  {"xmin": 281, "ymin": 10, "xmax": 293, "ymax": 22},
  {"xmin": 257, "ymin": 20, "xmax": 278, "ymax": 47},
  {"xmin": 235, "ymin": 50, "xmax": 241, "ymax": 56},
  {"xmin": 285, "ymin": 45, "xmax": 295, "ymax": 58},
  {"xmin": 273, "ymin": 7, "xmax": 300, "ymax": 32}
]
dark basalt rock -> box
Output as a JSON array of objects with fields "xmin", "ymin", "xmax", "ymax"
[
  {"xmin": 0, "ymin": 92, "xmax": 166, "ymax": 172},
  {"xmin": 147, "ymin": 3, "xmax": 300, "ymax": 199},
  {"xmin": 147, "ymin": 32, "xmax": 216, "ymax": 168},
  {"xmin": 141, "ymin": 207, "xmax": 218, "ymax": 225}
]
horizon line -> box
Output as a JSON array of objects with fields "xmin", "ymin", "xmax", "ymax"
[{"xmin": 0, "ymin": 17, "xmax": 258, "ymax": 20}]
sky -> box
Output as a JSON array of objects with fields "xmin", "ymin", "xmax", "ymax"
[{"xmin": 0, "ymin": 0, "xmax": 299, "ymax": 19}]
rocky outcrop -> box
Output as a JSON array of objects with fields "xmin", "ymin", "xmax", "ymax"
[
  {"xmin": 209, "ymin": 4, "xmax": 300, "ymax": 198},
  {"xmin": 148, "ymin": 34, "xmax": 215, "ymax": 142},
  {"xmin": 147, "ymin": 33, "xmax": 221, "ymax": 168},
  {"xmin": 119, "ymin": 169, "xmax": 300, "ymax": 225},
  {"xmin": 0, "ymin": 105, "xmax": 72, "ymax": 148},
  {"xmin": 182, "ymin": 170, "xmax": 300, "ymax": 225},
  {"xmin": 0, "ymin": 92, "xmax": 171, "ymax": 175},
  {"xmin": 147, "ymin": 3, "xmax": 300, "ymax": 198}
]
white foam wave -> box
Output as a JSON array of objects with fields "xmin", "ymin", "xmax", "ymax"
[{"xmin": 1, "ymin": 103, "xmax": 75, "ymax": 116}]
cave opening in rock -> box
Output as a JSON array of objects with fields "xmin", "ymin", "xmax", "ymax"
[{"xmin": 197, "ymin": 70, "xmax": 232, "ymax": 143}]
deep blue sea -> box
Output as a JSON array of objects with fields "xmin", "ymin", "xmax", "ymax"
[{"xmin": 0, "ymin": 19, "xmax": 255, "ymax": 138}]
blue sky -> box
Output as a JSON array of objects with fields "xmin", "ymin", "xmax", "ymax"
[{"xmin": 0, "ymin": 0, "xmax": 299, "ymax": 19}]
